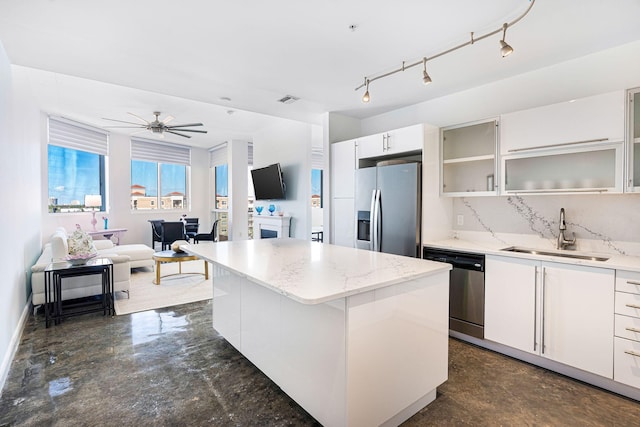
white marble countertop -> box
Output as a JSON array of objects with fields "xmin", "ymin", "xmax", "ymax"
[
  {"xmin": 423, "ymin": 238, "xmax": 640, "ymax": 272},
  {"xmin": 183, "ymin": 238, "xmax": 451, "ymax": 305}
]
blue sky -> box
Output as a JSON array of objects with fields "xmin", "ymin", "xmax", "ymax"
[{"xmin": 49, "ymin": 146, "xmax": 187, "ymax": 205}]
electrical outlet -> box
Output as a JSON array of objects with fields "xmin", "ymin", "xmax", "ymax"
[{"xmin": 457, "ymin": 215, "xmax": 464, "ymax": 226}]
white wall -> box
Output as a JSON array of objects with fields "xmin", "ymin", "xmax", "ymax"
[
  {"xmin": 253, "ymin": 119, "xmax": 319, "ymax": 239},
  {"xmin": 0, "ymin": 47, "xmax": 42, "ymax": 393},
  {"xmin": 40, "ymin": 131, "xmax": 212, "ymax": 248}
]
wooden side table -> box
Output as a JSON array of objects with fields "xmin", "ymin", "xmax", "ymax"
[{"xmin": 44, "ymin": 258, "xmax": 114, "ymax": 327}]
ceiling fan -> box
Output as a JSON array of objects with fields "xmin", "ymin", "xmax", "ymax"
[{"xmin": 102, "ymin": 111, "xmax": 207, "ymax": 138}]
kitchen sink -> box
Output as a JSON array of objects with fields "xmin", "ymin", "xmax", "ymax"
[{"xmin": 500, "ymin": 246, "xmax": 610, "ymax": 262}]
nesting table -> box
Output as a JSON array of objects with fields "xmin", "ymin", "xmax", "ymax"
[{"xmin": 44, "ymin": 258, "xmax": 114, "ymax": 327}]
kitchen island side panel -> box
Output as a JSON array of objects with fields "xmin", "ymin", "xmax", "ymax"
[
  {"xmin": 211, "ymin": 264, "xmax": 449, "ymax": 426},
  {"xmin": 346, "ymin": 271, "xmax": 450, "ymax": 426}
]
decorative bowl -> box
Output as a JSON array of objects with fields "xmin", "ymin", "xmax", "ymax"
[{"xmin": 66, "ymin": 253, "xmax": 97, "ymax": 266}]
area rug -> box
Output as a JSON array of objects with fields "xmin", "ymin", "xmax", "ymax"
[{"xmin": 114, "ymin": 260, "xmax": 212, "ymax": 315}]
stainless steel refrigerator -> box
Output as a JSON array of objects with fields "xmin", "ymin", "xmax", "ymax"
[{"xmin": 355, "ymin": 160, "xmax": 421, "ymax": 257}]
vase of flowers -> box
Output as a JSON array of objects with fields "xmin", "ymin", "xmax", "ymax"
[{"xmin": 102, "ymin": 216, "xmax": 108, "ymax": 229}]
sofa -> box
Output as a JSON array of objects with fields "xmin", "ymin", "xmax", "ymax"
[{"xmin": 31, "ymin": 227, "xmax": 155, "ymax": 308}]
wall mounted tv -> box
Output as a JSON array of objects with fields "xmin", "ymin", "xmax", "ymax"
[{"xmin": 251, "ymin": 163, "xmax": 286, "ymax": 200}]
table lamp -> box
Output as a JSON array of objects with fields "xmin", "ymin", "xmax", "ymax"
[{"xmin": 84, "ymin": 194, "xmax": 102, "ymax": 231}]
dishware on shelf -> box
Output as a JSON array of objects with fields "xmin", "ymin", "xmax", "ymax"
[
  {"xmin": 255, "ymin": 206, "xmax": 263, "ymax": 215},
  {"xmin": 268, "ymin": 204, "xmax": 276, "ymax": 216}
]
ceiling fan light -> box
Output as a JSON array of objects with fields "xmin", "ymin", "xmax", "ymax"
[{"xmin": 500, "ymin": 40, "xmax": 514, "ymax": 57}]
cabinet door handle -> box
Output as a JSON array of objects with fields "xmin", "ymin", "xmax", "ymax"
[
  {"xmin": 627, "ymin": 280, "xmax": 640, "ymax": 286},
  {"xmin": 625, "ymin": 327, "xmax": 640, "ymax": 333},
  {"xmin": 625, "ymin": 304, "xmax": 640, "ymax": 310},
  {"xmin": 624, "ymin": 350, "xmax": 640, "ymax": 358},
  {"xmin": 382, "ymin": 134, "xmax": 388, "ymax": 151},
  {"xmin": 533, "ymin": 265, "xmax": 538, "ymax": 352},
  {"xmin": 541, "ymin": 266, "xmax": 546, "ymax": 355},
  {"xmin": 385, "ymin": 133, "xmax": 391, "ymax": 151}
]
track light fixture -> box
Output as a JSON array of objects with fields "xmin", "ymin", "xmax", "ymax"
[
  {"xmin": 422, "ymin": 58, "xmax": 432, "ymax": 85},
  {"xmin": 355, "ymin": 0, "xmax": 535, "ymax": 102},
  {"xmin": 362, "ymin": 78, "xmax": 370, "ymax": 103},
  {"xmin": 500, "ymin": 23, "xmax": 514, "ymax": 57}
]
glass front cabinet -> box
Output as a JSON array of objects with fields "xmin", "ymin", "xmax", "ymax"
[
  {"xmin": 441, "ymin": 119, "xmax": 498, "ymax": 196},
  {"xmin": 501, "ymin": 142, "xmax": 624, "ymax": 194},
  {"xmin": 628, "ymin": 87, "xmax": 640, "ymax": 191}
]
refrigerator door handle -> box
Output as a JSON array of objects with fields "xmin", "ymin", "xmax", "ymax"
[
  {"xmin": 369, "ymin": 189, "xmax": 376, "ymax": 251},
  {"xmin": 373, "ymin": 189, "xmax": 382, "ymax": 252}
]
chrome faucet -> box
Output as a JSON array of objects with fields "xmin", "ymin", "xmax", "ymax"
[{"xmin": 557, "ymin": 208, "xmax": 576, "ymax": 250}]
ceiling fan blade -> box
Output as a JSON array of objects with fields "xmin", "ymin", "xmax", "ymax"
[
  {"xmin": 165, "ymin": 128, "xmax": 208, "ymax": 133},
  {"xmin": 161, "ymin": 115, "xmax": 175, "ymax": 124},
  {"xmin": 102, "ymin": 117, "xmax": 146, "ymax": 126},
  {"xmin": 103, "ymin": 125, "xmax": 147, "ymax": 128},
  {"xmin": 127, "ymin": 112, "xmax": 150, "ymax": 125},
  {"xmin": 167, "ymin": 123, "xmax": 203, "ymax": 128},
  {"xmin": 165, "ymin": 130, "xmax": 192, "ymax": 138}
]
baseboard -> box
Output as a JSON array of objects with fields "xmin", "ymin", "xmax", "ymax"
[{"xmin": 0, "ymin": 295, "xmax": 31, "ymax": 398}]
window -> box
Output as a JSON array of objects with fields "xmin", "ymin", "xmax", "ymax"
[
  {"xmin": 311, "ymin": 169, "xmax": 323, "ymax": 208},
  {"xmin": 311, "ymin": 147, "xmax": 324, "ymax": 208},
  {"xmin": 131, "ymin": 138, "xmax": 190, "ymax": 210},
  {"xmin": 47, "ymin": 117, "xmax": 108, "ymax": 213},
  {"xmin": 215, "ymin": 164, "xmax": 228, "ymax": 210}
]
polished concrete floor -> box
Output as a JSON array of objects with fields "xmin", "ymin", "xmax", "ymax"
[{"xmin": 1, "ymin": 300, "xmax": 639, "ymax": 426}]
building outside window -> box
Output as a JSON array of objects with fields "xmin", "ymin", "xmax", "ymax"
[
  {"xmin": 311, "ymin": 169, "xmax": 323, "ymax": 208},
  {"xmin": 130, "ymin": 138, "xmax": 190, "ymax": 210},
  {"xmin": 47, "ymin": 117, "xmax": 108, "ymax": 213}
]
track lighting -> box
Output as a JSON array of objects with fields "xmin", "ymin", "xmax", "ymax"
[
  {"xmin": 362, "ymin": 79, "xmax": 370, "ymax": 103},
  {"xmin": 422, "ymin": 58, "xmax": 432, "ymax": 85},
  {"xmin": 500, "ymin": 23, "xmax": 514, "ymax": 57},
  {"xmin": 355, "ymin": 0, "xmax": 535, "ymax": 102}
]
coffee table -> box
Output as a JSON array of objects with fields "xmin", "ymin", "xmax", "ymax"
[{"xmin": 152, "ymin": 250, "xmax": 209, "ymax": 285}]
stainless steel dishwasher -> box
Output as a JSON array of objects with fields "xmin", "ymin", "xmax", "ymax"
[{"xmin": 423, "ymin": 247, "xmax": 485, "ymax": 339}]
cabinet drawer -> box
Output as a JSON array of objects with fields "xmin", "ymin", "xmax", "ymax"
[
  {"xmin": 615, "ymin": 292, "xmax": 640, "ymax": 317},
  {"xmin": 614, "ymin": 337, "xmax": 640, "ymax": 389},
  {"xmin": 615, "ymin": 314, "xmax": 640, "ymax": 342},
  {"xmin": 616, "ymin": 270, "xmax": 640, "ymax": 294}
]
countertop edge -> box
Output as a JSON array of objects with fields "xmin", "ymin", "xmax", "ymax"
[
  {"xmin": 423, "ymin": 240, "xmax": 640, "ymax": 272},
  {"xmin": 183, "ymin": 243, "xmax": 452, "ymax": 305}
]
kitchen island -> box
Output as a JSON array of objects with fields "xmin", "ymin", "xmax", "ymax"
[{"xmin": 184, "ymin": 239, "xmax": 451, "ymax": 427}]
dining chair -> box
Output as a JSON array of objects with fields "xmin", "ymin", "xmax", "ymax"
[
  {"xmin": 194, "ymin": 220, "xmax": 219, "ymax": 243},
  {"xmin": 184, "ymin": 218, "xmax": 199, "ymax": 241},
  {"xmin": 160, "ymin": 221, "xmax": 187, "ymax": 250}
]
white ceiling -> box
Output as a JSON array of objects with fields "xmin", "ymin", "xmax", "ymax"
[{"xmin": 2, "ymin": 0, "xmax": 640, "ymax": 149}]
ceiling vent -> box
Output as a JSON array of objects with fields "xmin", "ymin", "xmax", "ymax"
[{"xmin": 277, "ymin": 95, "xmax": 300, "ymax": 104}]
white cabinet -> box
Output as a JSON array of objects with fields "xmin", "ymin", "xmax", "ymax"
[
  {"xmin": 485, "ymin": 256, "xmax": 538, "ymax": 354},
  {"xmin": 331, "ymin": 139, "xmax": 356, "ymax": 198},
  {"xmin": 357, "ymin": 124, "xmax": 423, "ymax": 160},
  {"xmin": 500, "ymin": 91, "xmax": 625, "ymax": 154},
  {"xmin": 626, "ymin": 88, "xmax": 640, "ymax": 192},
  {"xmin": 441, "ymin": 119, "xmax": 498, "ymax": 196},
  {"xmin": 614, "ymin": 270, "xmax": 640, "ymax": 388},
  {"xmin": 501, "ymin": 141, "xmax": 624, "ymax": 194},
  {"xmin": 330, "ymin": 139, "xmax": 356, "ymax": 247},
  {"xmin": 485, "ymin": 255, "xmax": 614, "ymax": 378}
]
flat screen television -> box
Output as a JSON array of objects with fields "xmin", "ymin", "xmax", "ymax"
[{"xmin": 251, "ymin": 163, "xmax": 286, "ymax": 200}]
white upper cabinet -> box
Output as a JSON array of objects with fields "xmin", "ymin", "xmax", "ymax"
[
  {"xmin": 357, "ymin": 124, "xmax": 423, "ymax": 160},
  {"xmin": 627, "ymin": 87, "xmax": 640, "ymax": 192},
  {"xmin": 331, "ymin": 139, "xmax": 356, "ymax": 199},
  {"xmin": 441, "ymin": 118, "xmax": 498, "ymax": 196},
  {"xmin": 500, "ymin": 91, "xmax": 625, "ymax": 154}
]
